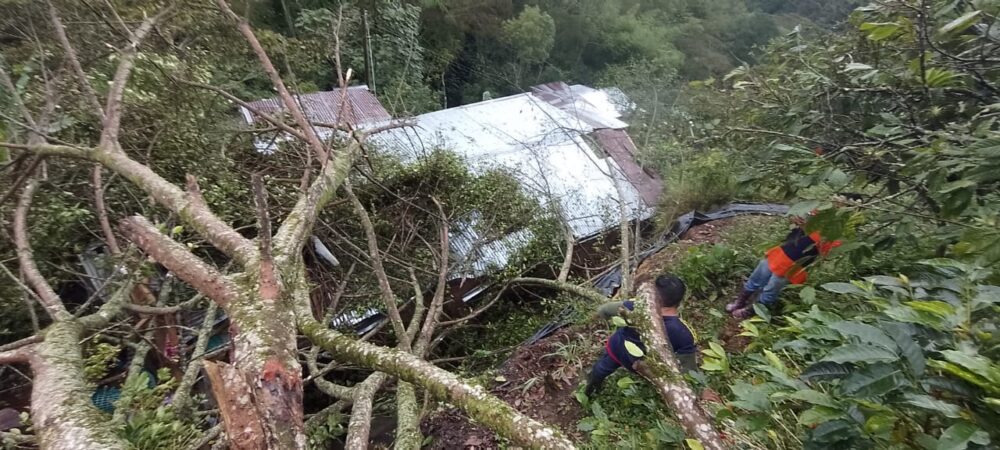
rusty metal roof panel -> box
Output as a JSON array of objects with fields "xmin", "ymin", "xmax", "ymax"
[
  {"xmin": 241, "ymin": 86, "xmax": 390, "ymax": 128},
  {"xmin": 530, "ymin": 82, "xmax": 629, "ymax": 130}
]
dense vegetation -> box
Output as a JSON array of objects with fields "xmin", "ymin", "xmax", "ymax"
[{"xmin": 2, "ymin": 0, "xmax": 999, "ymax": 449}]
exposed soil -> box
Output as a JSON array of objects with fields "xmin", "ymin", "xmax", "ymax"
[
  {"xmin": 421, "ymin": 216, "xmax": 780, "ymax": 448},
  {"xmin": 422, "ymin": 323, "xmax": 606, "ymax": 449}
]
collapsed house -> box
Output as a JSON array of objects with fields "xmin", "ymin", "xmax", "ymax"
[{"xmin": 242, "ymin": 82, "xmax": 661, "ymax": 329}]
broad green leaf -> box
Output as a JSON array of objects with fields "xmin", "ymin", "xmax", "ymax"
[
  {"xmin": 729, "ymin": 382, "xmax": 778, "ymax": 412},
  {"xmin": 868, "ymin": 275, "xmax": 905, "ymax": 287},
  {"xmin": 170, "ymin": 225, "xmax": 184, "ymax": 235},
  {"xmin": 802, "ymin": 361, "xmax": 852, "ymax": 380},
  {"xmin": 701, "ymin": 359, "xmax": 727, "ymax": 372},
  {"xmin": 788, "ymin": 389, "xmax": 837, "ymax": 408},
  {"xmin": 708, "ymin": 341, "xmax": 725, "ymax": 357},
  {"xmin": 928, "ymin": 360, "xmax": 999, "ymax": 393},
  {"xmin": 829, "ymin": 321, "xmax": 898, "ymax": 351},
  {"xmin": 902, "ymin": 393, "xmax": 962, "ymax": 418},
  {"xmin": 753, "ymin": 303, "xmax": 771, "ymax": 322},
  {"xmin": 937, "ymin": 421, "xmax": 989, "ymax": 450},
  {"xmin": 939, "ymin": 179, "xmax": 977, "ymax": 194},
  {"xmin": 938, "ymin": 10, "xmax": 982, "ymax": 36},
  {"xmin": 841, "ymin": 364, "xmax": 906, "ymax": 398},
  {"xmin": 860, "ymin": 21, "xmax": 902, "ymax": 41},
  {"xmin": 623, "ymin": 340, "xmax": 644, "ymax": 358},
  {"xmin": 788, "ymin": 202, "xmax": 820, "ymax": 219},
  {"xmin": 939, "ymin": 350, "xmax": 1000, "ymax": 384},
  {"xmin": 967, "ymin": 138, "xmax": 1000, "ymax": 158},
  {"xmin": 802, "ymin": 325, "xmax": 842, "ymax": 341},
  {"xmin": 906, "ymin": 301, "xmax": 956, "ymax": 317},
  {"xmin": 763, "ymin": 349, "xmax": 786, "ymax": 373},
  {"xmin": 798, "ymin": 406, "xmax": 842, "ymax": 426},
  {"xmin": 800, "ymin": 286, "xmax": 816, "ymax": 304},
  {"xmin": 616, "ymin": 376, "xmax": 635, "ymax": 389},
  {"xmin": 811, "ymin": 420, "xmax": 853, "ymax": 442},
  {"xmin": 738, "ymin": 321, "xmax": 759, "ymax": 337},
  {"xmin": 885, "ymin": 322, "xmax": 926, "ymax": 377},
  {"xmin": 924, "ymin": 67, "xmax": 963, "ymax": 88},
  {"xmin": 822, "ymin": 344, "xmax": 899, "ymax": 364},
  {"xmin": 685, "ymin": 439, "xmax": 705, "ymax": 450},
  {"xmin": 844, "ymin": 62, "xmax": 874, "ymax": 71},
  {"xmin": 611, "ymin": 316, "xmax": 627, "ymax": 327},
  {"xmin": 884, "ymin": 304, "xmax": 948, "ymax": 330},
  {"xmin": 590, "ymin": 401, "xmax": 607, "ymax": 421},
  {"xmin": 865, "ymin": 413, "xmax": 898, "ymax": 435},
  {"xmin": 822, "ymin": 282, "xmax": 868, "ymax": 296}
]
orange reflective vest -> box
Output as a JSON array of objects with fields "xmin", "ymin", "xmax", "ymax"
[{"xmin": 766, "ymin": 228, "xmax": 841, "ymax": 285}]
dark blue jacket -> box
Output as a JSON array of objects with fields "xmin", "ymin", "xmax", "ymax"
[{"xmin": 606, "ymin": 301, "xmax": 697, "ymax": 372}]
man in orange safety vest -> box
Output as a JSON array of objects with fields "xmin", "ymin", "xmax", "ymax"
[{"xmin": 725, "ymin": 213, "xmax": 841, "ymax": 319}]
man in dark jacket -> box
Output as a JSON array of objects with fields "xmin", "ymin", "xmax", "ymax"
[{"xmin": 583, "ymin": 274, "xmax": 698, "ymax": 397}]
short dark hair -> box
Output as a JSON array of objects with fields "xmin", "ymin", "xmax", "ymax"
[{"xmin": 655, "ymin": 274, "xmax": 686, "ymax": 308}]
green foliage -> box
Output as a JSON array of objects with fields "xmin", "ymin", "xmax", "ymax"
[
  {"xmin": 674, "ymin": 244, "xmax": 752, "ymax": 299},
  {"xmin": 112, "ymin": 370, "xmax": 201, "ymax": 450},
  {"xmin": 84, "ymin": 343, "xmax": 122, "ymax": 382},
  {"xmin": 656, "ymin": 150, "xmax": 740, "ymax": 227},
  {"xmin": 717, "ymin": 262, "xmax": 999, "ymax": 449},
  {"xmin": 577, "ymin": 375, "xmax": 685, "ymax": 449},
  {"xmin": 501, "ymin": 6, "xmax": 555, "ymax": 65},
  {"xmin": 307, "ymin": 411, "xmax": 346, "ymax": 448}
]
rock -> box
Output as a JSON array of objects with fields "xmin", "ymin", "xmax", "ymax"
[{"xmin": 0, "ymin": 408, "xmax": 23, "ymax": 431}]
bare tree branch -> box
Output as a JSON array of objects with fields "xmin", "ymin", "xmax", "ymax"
[
  {"xmin": 177, "ymin": 79, "xmax": 309, "ymax": 143},
  {"xmin": 214, "ymin": 0, "xmax": 328, "ymax": 162},
  {"xmin": 413, "ymin": 200, "xmax": 449, "ymax": 356},
  {"xmin": 606, "ymin": 159, "xmax": 631, "ymax": 295},
  {"xmin": 93, "ymin": 165, "xmax": 122, "ymax": 254},
  {"xmin": 101, "ymin": 6, "xmax": 174, "ymax": 149},
  {"xmin": 119, "ymin": 215, "xmax": 240, "ymax": 308},
  {"xmin": 252, "ymin": 174, "xmax": 280, "ymax": 302},
  {"xmin": 125, "ymin": 293, "xmax": 204, "ymax": 315},
  {"xmin": 47, "ymin": 0, "xmax": 104, "ymax": 120},
  {"xmin": 344, "ymin": 372, "xmax": 388, "ymax": 448},
  {"xmin": 0, "ymin": 57, "xmax": 39, "ymax": 133},
  {"xmin": 272, "ymin": 144, "xmax": 356, "ymax": 266},
  {"xmin": 173, "ymin": 300, "xmax": 220, "ymax": 412},
  {"xmin": 298, "ymin": 314, "xmax": 575, "ymax": 450},
  {"xmin": 0, "ymin": 345, "xmax": 33, "ymax": 365},
  {"xmin": 14, "ymin": 178, "xmax": 71, "ymax": 320},
  {"xmin": 629, "ymin": 283, "xmax": 726, "ymax": 450},
  {"xmin": 344, "ymin": 179, "xmax": 410, "ymax": 350},
  {"xmin": 1, "ymin": 142, "xmax": 259, "ymax": 266}
]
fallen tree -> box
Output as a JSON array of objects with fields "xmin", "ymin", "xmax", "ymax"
[{"xmin": 0, "ymin": 1, "xmax": 573, "ymax": 448}]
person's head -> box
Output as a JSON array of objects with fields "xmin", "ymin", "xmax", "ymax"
[{"xmin": 654, "ymin": 274, "xmax": 686, "ymax": 309}]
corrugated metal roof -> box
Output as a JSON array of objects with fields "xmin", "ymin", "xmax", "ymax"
[
  {"xmin": 531, "ymin": 82, "xmax": 630, "ymax": 130},
  {"xmin": 592, "ymin": 129, "xmax": 663, "ymax": 206},
  {"xmin": 449, "ymin": 215, "xmax": 535, "ymax": 278},
  {"xmin": 240, "ymin": 85, "xmax": 391, "ymax": 129},
  {"xmin": 369, "ymin": 91, "xmax": 654, "ymax": 242}
]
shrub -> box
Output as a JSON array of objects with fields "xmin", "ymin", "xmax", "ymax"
[
  {"xmin": 656, "ymin": 150, "xmax": 739, "ymax": 227},
  {"xmin": 718, "ymin": 260, "xmax": 1000, "ymax": 449},
  {"xmin": 674, "ymin": 243, "xmax": 753, "ymax": 299}
]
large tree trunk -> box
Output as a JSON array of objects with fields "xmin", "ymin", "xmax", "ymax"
[
  {"xmin": 30, "ymin": 321, "xmax": 128, "ymax": 449},
  {"xmin": 631, "ymin": 283, "xmax": 727, "ymax": 450},
  {"xmin": 205, "ymin": 293, "xmax": 306, "ymax": 449},
  {"xmin": 298, "ymin": 317, "xmax": 575, "ymax": 450}
]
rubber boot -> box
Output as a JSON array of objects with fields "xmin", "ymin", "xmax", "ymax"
[
  {"xmin": 583, "ymin": 370, "xmax": 602, "ymax": 398},
  {"xmin": 725, "ymin": 290, "xmax": 754, "ymax": 313}
]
